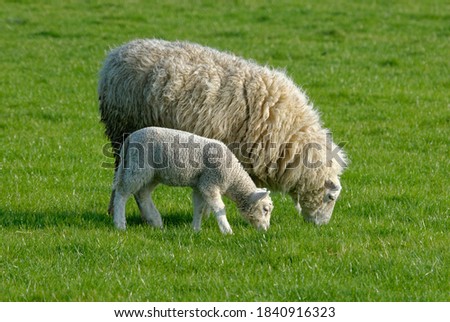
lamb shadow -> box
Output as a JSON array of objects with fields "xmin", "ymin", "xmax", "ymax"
[
  {"xmin": 0, "ymin": 208, "xmax": 112, "ymax": 230},
  {"xmin": 125, "ymin": 210, "xmax": 193, "ymax": 228},
  {"xmin": 0, "ymin": 208, "xmax": 193, "ymax": 230},
  {"xmin": 159, "ymin": 211, "xmax": 193, "ymax": 228}
]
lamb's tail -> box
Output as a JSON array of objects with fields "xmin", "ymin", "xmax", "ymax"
[
  {"xmin": 108, "ymin": 136, "xmax": 130, "ymax": 216},
  {"xmin": 112, "ymin": 135, "xmax": 131, "ymax": 191}
]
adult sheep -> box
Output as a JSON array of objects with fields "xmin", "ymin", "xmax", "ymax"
[{"xmin": 98, "ymin": 39, "xmax": 347, "ymax": 225}]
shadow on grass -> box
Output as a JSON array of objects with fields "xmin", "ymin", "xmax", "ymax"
[
  {"xmin": 126, "ymin": 210, "xmax": 193, "ymax": 229},
  {"xmin": 0, "ymin": 208, "xmax": 192, "ymax": 230}
]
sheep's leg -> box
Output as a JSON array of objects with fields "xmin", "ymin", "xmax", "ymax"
[
  {"xmin": 134, "ymin": 183, "xmax": 163, "ymax": 229},
  {"xmin": 113, "ymin": 191, "xmax": 129, "ymax": 230},
  {"xmin": 199, "ymin": 187, "xmax": 232, "ymax": 234}
]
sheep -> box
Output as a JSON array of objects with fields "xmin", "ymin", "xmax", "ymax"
[
  {"xmin": 112, "ymin": 126, "xmax": 273, "ymax": 234},
  {"xmin": 99, "ymin": 39, "xmax": 347, "ymax": 225}
]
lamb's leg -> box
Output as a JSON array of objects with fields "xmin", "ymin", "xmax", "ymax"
[
  {"xmin": 202, "ymin": 205, "xmax": 212, "ymax": 219},
  {"xmin": 108, "ymin": 188, "xmax": 115, "ymax": 216},
  {"xmin": 199, "ymin": 187, "xmax": 232, "ymax": 234},
  {"xmin": 192, "ymin": 189, "xmax": 206, "ymax": 232},
  {"xmin": 113, "ymin": 191, "xmax": 128, "ymax": 230},
  {"xmin": 214, "ymin": 208, "xmax": 232, "ymax": 235},
  {"xmin": 134, "ymin": 183, "xmax": 163, "ymax": 229},
  {"xmin": 108, "ymin": 138, "xmax": 124, "ymax": 215}
]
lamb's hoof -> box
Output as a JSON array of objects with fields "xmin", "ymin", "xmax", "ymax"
[
  {"xmin": 149, "ymin": 221, "xmax": 163, "ymax": 229},
  {"xmin": 220, "ymin": 227, "xmax": 233, "ymax": 235},
  {"xmin": 114, "ymin": 223, "xmax": 126, "ymax": 230}
]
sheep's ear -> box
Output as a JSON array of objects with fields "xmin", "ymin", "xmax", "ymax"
[
  {"xmin": 325, "ymin": 180, "xmax": 340, "ymax": 191},
  {"xmin": 325, "ymin": 180, "xmax": 341, "ymax": 201},
  {"xmin": 250, "ymin": 189, "xmax": 270, "ymax": 203}
]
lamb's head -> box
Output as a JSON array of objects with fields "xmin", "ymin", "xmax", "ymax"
[
  {"xmin": 291, "ymin": 178, "xmax": 342, "ymax": 225},
  {"xmin": 240, "ymin": 188, "xmax": 273, "ymax": 231}
]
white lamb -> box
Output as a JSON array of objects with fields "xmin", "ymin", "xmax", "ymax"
[{"xmin": 112, "ymin": 127, "xmax": 273, "ymax": 234}]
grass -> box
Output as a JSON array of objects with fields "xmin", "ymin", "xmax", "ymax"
[{"xmin": 0, "ymin": 0, "xmax": 448, "ymax": 301}]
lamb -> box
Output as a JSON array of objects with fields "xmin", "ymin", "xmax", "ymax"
[
  {"xmin": 99, "ymin": 39, "xmax": 347, "ymax": 225},
  {"xmin": 112, "ymin": 126, "xmax": 273, "ymax": 234}
]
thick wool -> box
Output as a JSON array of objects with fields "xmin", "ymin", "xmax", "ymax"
[
  {"xmin": 99, "ymin": 39, "xmax": 346, "ymax": 224},
  {"xmin": 113, "ymin": 127, "xmax": 273, "ymax": 234}
]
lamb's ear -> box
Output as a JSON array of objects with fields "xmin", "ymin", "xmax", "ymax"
[{"xmin": 249, "ymin": 189, "xmax": 270, "ymax": 203}]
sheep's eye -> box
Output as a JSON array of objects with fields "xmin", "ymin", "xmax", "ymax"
[{"xmin": 326, "ymin": 194, "xmax": 336, "ymax": 202}]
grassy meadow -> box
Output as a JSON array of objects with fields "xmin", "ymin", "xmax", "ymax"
[{"xmin": 0, "ymin": 0, "xmax": 448, "ymax": 301}]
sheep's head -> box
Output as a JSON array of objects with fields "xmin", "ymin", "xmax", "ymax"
[
  {"xmin": 241, "ymin": 188, "xmax": 273, "ymax": 231},
  {"xmin": 291, "ymin": 179, "xmax": 342, "ymax": 225},
  {"xmin": 286, "ymin": 130, "xmax": 347, "ymax": 225}
]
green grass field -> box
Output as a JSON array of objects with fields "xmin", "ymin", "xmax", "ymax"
[{"xmin": 1, "ymin": 0, "xmax": 448, "ymax": 301}]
